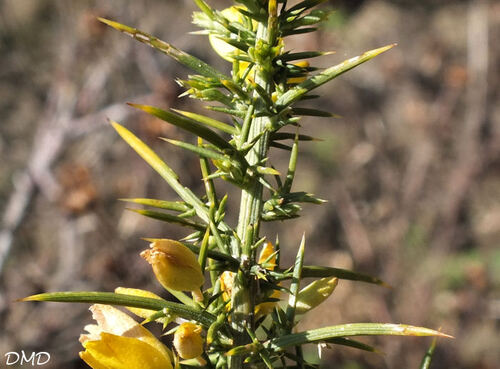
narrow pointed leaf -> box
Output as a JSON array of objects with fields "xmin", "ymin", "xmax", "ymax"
[
  {"xmin": 271, "ymin": 132, "xmax": 320, "ymax": 142},
  {"xmin": 279, "ymin": 51, "xmax": 334, "ymax": 62},
  {"xmin": 119, "ymin": 198, "xmax": 191, "ymax": 212},
  {"xmin": 286, "ymin": 235, "xmax": 306, "ymax": 330},
  {"xmin": 267, "ymin": 323, "xmax": 452, "ymax": 350},
  {"xmin": 291, "ymin": 107, "xmax": 341, "ymax": 118},
  {"xmin": 287, "ymin": 0, "xmax": 329, "ymax": 13},
  {"xmin": 128, "ymin": 104, "xmax": 233, "ymax": 151},
  {"xmin": 172, "ymin": 109, "xmax": 237, "ymax": 134},
  {"xmin": 98, "ymin": 18, "xmax": 229, "ymax": 80},
  {"xmin": 420, "ymin": 336, "xmax": 438, "ymax": 369},
  {"xmin": 110, "ymin": 121, "xmax": 211, "ymax": 225},
  {"xmin": 276, "ymin": 44, "xmax": 396, "ymax": 109},
  {"xmin": 326, "ymin": 337, "xmax": 379, "ymax": 353},
  {"xmin": 282, "ymin": 27, "xmax": 318, "ymax": 36},
  {"xmin": 193, "ymin": 0, "xmax": 215, "ymax": 19},
  {"xmin": 273, "ymin": 265, "xmax": 389, "ymax": 287},
  {"xmin": 126, "ymin": 208, "xmax": 206, "ymax": 230},
  {"xmin": 21, "ymin": 292, "xmax": 216, "ymax": 327},
  {"xmin": 161, "ymin": 138, "xmax": 227, "ymax": 161},
  {"xmin": 283, "ymin": 132, "xmax": 299, "ymax": 193},
  {"xmin": 205, "ymin": 106, "xmax": 247, "ymax": 119}
]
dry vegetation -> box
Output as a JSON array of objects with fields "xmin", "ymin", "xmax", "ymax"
[{"xmin": 0, "ymin": 0, "xmax": 498, "ymax": 368}]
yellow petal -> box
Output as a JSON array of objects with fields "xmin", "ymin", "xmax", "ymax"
[
  {"xmin": 114, "ymin": 287, "xmax": 168, "ymax": 323},
  {"xmin": 208, "ymin": 6, "xmax": 253, "ymax": 62},
  {"xmin": 173, "ymin": 322, "xmax": 204, "ymax": 360},
  {"xmin": 295, "ymin": 277, "xmax": 338, "ymax": 315},
  {"xmin": 81, "ymin": 305, "xmax": 171, "ymax": 360},
  {"xmin": 255, "ymin": 287, "xmax": 281, "ymax": 319},
  {"xmin": 82, "ymin": 333, "xmax": 172, "ymax": 369},
  {"xmin": 141, "ymin": 240, "xmax": 204, "ymax": 292},
  {"xmin": 258, "ymin": 241, "xmax": 277, "ymax": 270},
  {"xmin": 219, "ymin": 271, "xmax": 235, "ymax": 302}
]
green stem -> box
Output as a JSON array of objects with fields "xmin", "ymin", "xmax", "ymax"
[{"xmin": 229, "ymin": 7, "xmax": 276, "ymax": 367}]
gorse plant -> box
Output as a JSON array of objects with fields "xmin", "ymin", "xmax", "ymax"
[{"xmin": 22, "ymin": 1, "xmax": 451, "ymax": 368}]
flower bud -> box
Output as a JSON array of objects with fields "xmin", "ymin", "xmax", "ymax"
[
  {"xmin": 295, "ymin": 277, "xmax": 338, "ymax": 315},
  {"xmin": 141, "ymin": 239, "xmax": 204, "ymax": 293},
  {"xmin": 173, "ymin": 322, "xmax": 204, "ymax": 360}
]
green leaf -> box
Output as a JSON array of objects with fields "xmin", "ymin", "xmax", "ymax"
[
  {"xmin": 287, "ymin": 0, "xmax": 329, "ymax": 13},
  {"xmin": 285, "ymin": 235, "xmax": 306, "ymax": 331},
  {"xmin": 267, "ymin": 323, "xmax": 452, "ymax": 350},
  {"xmin": 274, "ymin": 265, "xmax": 389, "ymax": 287},
  {"xmin": 21, "ymin": 292, "xmax": 216, "ymax": 327},
  {"xmin": 278, "ymin": 51, "xmax": 334, "ymax": 62},
  {"xmin": 193, "ymin": 0, "xmax": 215, "ymax": 19},
  {"xmin": 110, "ymin": 121, "xmax": 211, "ymax": 225},
  {"xmin": 291, "ymin": 107, "xmax": 341, "ymax": 118},
  {"xmin": 283, "ymin": 131, "xmax": 299, "ymax": 193},
  {"xmin": 205, "ymin": 105, "xmax": 247, "ymax": 119},
  {"xmin": 119, "ymin": 198, "xmax": 191, "ymax": 213},
  {"xmin": 171, "ymin": 109, "xmax": 237, "ymax": 135},
  {"xmin": 276, "ymin": 44, "xmax": 396, "ymax": 109},
  {"xmin": 161, "ymin": 138, "xmax": 227, "ymax": 162},
  {"xmin": 98, "ymin": 18, "xmax": 229, "ymax": 81},
  {"xmin": 271, "ymin": 132, "xmax": 320, "ymax": 142},
  {"xmin": 325, "ymin": 337, "xmax": 379, "ymax": 353},
  {"xmin": 419, "ymin": 336, "xmax": 438, "ymax": 369},
  {"xmin": 282, "ymin": 27, "xmax": 318, "ymax": 37},
  {"xmin": 126, "ymin": 208, "xmax": 206, "ymax": 230},
  {"xmin": 128, "ymin": 103, "xmax": 233, "ymax": 151}
]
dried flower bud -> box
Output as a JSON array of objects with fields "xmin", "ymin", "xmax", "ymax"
[
  {"xmin": 295, "ymin": 277, "xmax": 338, "ymax": 315},
  {"xmin": 173, "ymin": 322, "xmax": 204, "ymax": 360},
  {"xmin": 141, "ymin": 239, "xmax": 204, "ymax": 293}
]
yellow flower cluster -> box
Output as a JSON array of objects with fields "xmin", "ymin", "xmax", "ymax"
[
  {"xmin": 79, "ymin": 305, "xmax": 173, "ymax": 369},
  {"xmin": 209, "ymin": 6, "xmax": 309, "ymax": 85},
  {"xmin": 80, "ymin": 304, "xmax": 206, "ymax": 369}
]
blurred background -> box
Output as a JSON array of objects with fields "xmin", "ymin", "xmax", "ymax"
[{"xmin": 0, "ymin": 0, "xmax": 498, "ymax": 368}]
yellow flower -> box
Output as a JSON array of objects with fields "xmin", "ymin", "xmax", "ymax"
[
  {"xmin": 208, "ymin": 6, "xmax": 254, "ymax": 63},
  {"xmin": 114, "ymin": 287, "xmax": 170, "ymax": 324},
  {"xmin": 295, "ymin": 277, "xmax": 338, "ymax": 315},
  {"xmin": 173, "ymin": 322, "xmax": 204, "ymax": 360},
  {"xmin": 219, "ymin": 270, "xmax": 235, "ymax": 304},
  {"xmin": 287, "ymin": 61, "xmax": 310, "ymax": 85},
  {"xmin": 79, "ymin": 304, "xmax": 172, "ymax": 369},
  {"xmin": 255, "ymin": 242, "xmax": 280, "ymax": 318},
  {"xmin": 258, "ymin": 241, "xmax": 277, "ymax": 270},
  {"xmin": 141, "ymin": 239, "xmax": 204, "ymax": 300},
  {"xmin": 208, "ymin": 6, "xmax": 255, "ymax": 81}
]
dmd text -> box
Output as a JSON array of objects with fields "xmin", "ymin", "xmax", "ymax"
[{"xmin": 3, "ymin": 351, "xmax": 50, "ymax": 366}]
